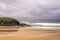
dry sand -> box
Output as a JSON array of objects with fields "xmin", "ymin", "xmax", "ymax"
[{"xmin": 0, "ymin": 26, "xmax": 60, "ymax": 40}]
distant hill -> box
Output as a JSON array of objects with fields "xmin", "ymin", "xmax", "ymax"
[
  {"xmin": 0, "ymin": 17, "xmax": 20, "ymax": 26},
  {"xmin": 0, "ymin": 17, "xmax": 31, "ymax": 27}
]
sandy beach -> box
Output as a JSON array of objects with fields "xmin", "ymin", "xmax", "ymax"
[{"xmin": 0, "ymin": 26, "xmax": 60, "ymax": 40}]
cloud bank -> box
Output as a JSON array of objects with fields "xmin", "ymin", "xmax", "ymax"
[{"xmin": 0, "ymin": 0, "xmax": 60, "ymax": 23}]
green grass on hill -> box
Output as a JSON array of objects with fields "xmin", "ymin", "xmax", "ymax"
[{"xmin": 0, "ymin": 17, "xmax": 16, "ymax": 21}]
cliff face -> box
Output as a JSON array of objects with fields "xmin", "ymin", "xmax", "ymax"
[{"xmin": 0, "ymin": 17, "xmax": 20, "ymax": 26}]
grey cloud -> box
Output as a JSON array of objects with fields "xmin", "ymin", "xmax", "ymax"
[{"xmin": 0, "ymin": 0, "xmax": 60, "ymax": 23}]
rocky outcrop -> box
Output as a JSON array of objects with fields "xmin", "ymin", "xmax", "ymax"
[
  {"xmin": 0, "ymin": 17, "xmax": 20, "ymax": 26},
  {"xmin": 20, "ymin": 23, "xmax": 31, "ymax": 27},
  {"xmin": 0, "ymin": 17, "xmax": 31, "ymax": 26},
  {"xmin": 0, "ymin": 20, "xmax": 20, "ymax": 26}
]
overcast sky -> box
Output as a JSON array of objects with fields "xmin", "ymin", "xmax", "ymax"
[{"xmin": 0, "ymin": 0, "xmax": 60, "ymax": 23}]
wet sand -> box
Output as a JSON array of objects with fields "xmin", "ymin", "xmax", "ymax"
[{"xmin": 0, "ymin": 26, "xmax": 60, "ymax": 40}]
